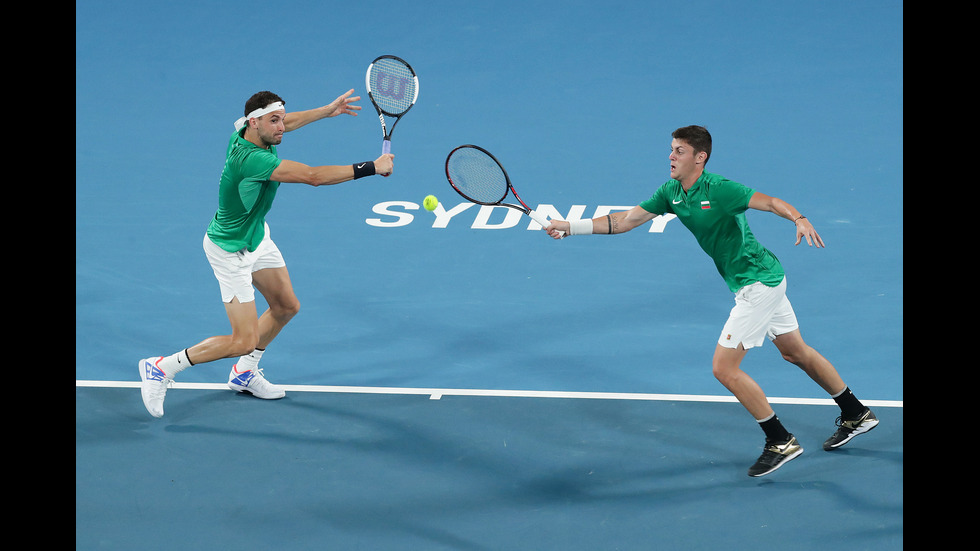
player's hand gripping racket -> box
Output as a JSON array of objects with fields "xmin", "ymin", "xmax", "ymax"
[
  {"xmin": 445, "ymin": 144, "xmax": 560, "ymax": 234},
  {"xmin": 365, "ymin": 55, "xmax": 419, "ymax": 162}
]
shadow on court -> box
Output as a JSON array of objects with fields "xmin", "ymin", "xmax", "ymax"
[{"xmin": 77, "ymin": 387, "xmax": 902, "ymax": 550}]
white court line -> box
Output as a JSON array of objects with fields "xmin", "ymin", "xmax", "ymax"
[{"xmin": 75, "ymin": 380, "xmax": 903, "ymax": 408}]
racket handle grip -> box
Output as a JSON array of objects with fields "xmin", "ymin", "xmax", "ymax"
[
  {"xmin": 529, "ymin": 210, "xmax": 561, "ymax": 233},
  {"xmin": 529, "ymin": 210, "xmax": 565, "ymax": 237},
  {"xmin": 381, "ymin": 140, "xmax": 391, "ymax": 176}
]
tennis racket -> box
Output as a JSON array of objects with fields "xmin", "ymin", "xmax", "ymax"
[
  {"xmin": 445, "ymin": 144, "xmax": 559, "ymax": 233},
  {"xmin": 365, "ymin": 55, "xmax": 419, "ymax": 156}
]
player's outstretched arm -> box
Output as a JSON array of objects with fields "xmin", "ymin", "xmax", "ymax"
[
  {"xmin": 271, "ymin": 154, "xmax": 393, "ymax": 186},
  {"xmin": 748, "ymin": 191, "xmax": 825, "ymax": 247},
  {"xmin": 544, "ymin": 205, "xmax": 657, "ymax": 240},
  {"xmin": 284, "ymin": 89, "xmax": 362, "ymax": 133}
]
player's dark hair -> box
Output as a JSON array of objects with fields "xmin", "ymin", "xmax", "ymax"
[
  {"xmin": 244, "ymin": 91, "xmax": 286, "ymax": 116},
  {"xmin": 672, "ymin": 125, "xmax": 712, "ymax": 165}
]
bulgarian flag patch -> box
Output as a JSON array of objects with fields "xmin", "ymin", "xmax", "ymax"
[{"xmin": 701, "ymin": 200, "xmax": 711, "ymax": 210}]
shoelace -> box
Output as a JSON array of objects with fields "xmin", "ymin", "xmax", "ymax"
[
  {"xmin": 757, "ymin": 447, "xmax": 784, "ymax": 466},
  {"xmin": 248, "ymin": 369, "xmax": 275, "ymax": 388},
  {"xmin": 834, "ymin": 414, "xmax": 868, "ymax": 430},
  {"xmin": 148, "ymin": 377, "xmax": 174, "ymax": 399}
]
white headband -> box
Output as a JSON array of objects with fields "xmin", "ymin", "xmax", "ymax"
[{"xmin": 233, "ymin": 101, "xmax": 285, "ymax": 131}]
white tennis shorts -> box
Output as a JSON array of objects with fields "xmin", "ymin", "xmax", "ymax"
[
  {"xmin": 203, "ymin": 223, "xmax": 286, "ymax": 304},
  {"xmin": 718, "ymin": 277, "xmax": 799, "ymax": 350}
]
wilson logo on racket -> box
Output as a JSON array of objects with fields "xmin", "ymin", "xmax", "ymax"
[{"xmin": 372, "ymin": 71, "xmax": 412, "ymax": 100}]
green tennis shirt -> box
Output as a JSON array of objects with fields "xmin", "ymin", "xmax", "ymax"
[
  {"xmin": 206, "ymin": 129, "xmax": 283, "ymax": 252},
  {"xmin": 639, "ymin": 171, "xmax": 784, "ymax": 293}
]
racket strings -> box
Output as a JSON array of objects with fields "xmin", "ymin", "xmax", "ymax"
[
  {"xmin": 368, "ymin": 59, "xmax": 416, "ymax": 115},
  {"xmin": 447, "ymin": 149, "xmax": 508, "ymax": 204}
]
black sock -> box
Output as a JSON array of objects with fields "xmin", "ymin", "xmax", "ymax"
[
  {"xmin": 758, "ymin": 415, "xmax": 792, "ymax": 443},
  {"xmin": 832, "ymin": 387, "xmax": 866, "ymax": 419}
]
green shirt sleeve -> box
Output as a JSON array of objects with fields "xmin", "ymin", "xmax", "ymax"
[
  {"xmin": 639, "ymin": 182, "xmax": 673, "ymax": 215},
  {"xmin": 712, "ymin": 178, "xmax": 755, "ymax": 215}
]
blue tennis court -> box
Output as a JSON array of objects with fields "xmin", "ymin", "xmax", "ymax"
[{"xmin": 76, "ymin": 1, "xmax": 903, "ymax": 549}]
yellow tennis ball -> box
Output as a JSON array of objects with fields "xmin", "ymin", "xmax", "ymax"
[{"xmin": 423, "ymin": 195, "xmax": 438, "ymax": 211}]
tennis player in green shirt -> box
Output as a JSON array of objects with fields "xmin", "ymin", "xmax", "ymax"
[
  {"xmin": 139, "ymin": 90, "xmax": 393, "ymax": 418},
  {"xmin": 543, "ymin": 125, "xmax": 878, "ymax": 477}
]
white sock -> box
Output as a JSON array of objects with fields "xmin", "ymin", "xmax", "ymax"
[
  {"xmin": 159, "ymin": 349, "xmax": 192, "ymax": 379},
  {"xmin": 235, "ymin": 348, "xmax": 264, "ymax": 372}
]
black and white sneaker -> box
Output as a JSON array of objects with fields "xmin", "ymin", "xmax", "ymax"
[
  {"xmin": 823, "ymin": 409, "xmax": 878, "ymax": 450},
  {"xmin": 748, "ymin": 436, "xmax": 803, "ymax": 477}
]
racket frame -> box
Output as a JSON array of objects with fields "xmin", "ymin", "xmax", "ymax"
[
  {"xmin": 445, "ymin": 144, "xmax": 552, "ymax": 229},
  {"xmin": 365, "ymin": 55, "xmax": 419, "ymax": 154}
]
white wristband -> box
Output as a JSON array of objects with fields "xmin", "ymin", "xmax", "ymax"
[{"xmin": 568, "ymin": 219, "xmax": 593, "ymax": 236}]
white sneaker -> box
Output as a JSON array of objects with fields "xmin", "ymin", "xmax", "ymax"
[
  {"xmin": 227, "ymin": 365, "xmax": 285, "ymax": 399},
  {"xmin": 139, "ymin": 357, "xmax": 172, "ymax": 418}
]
